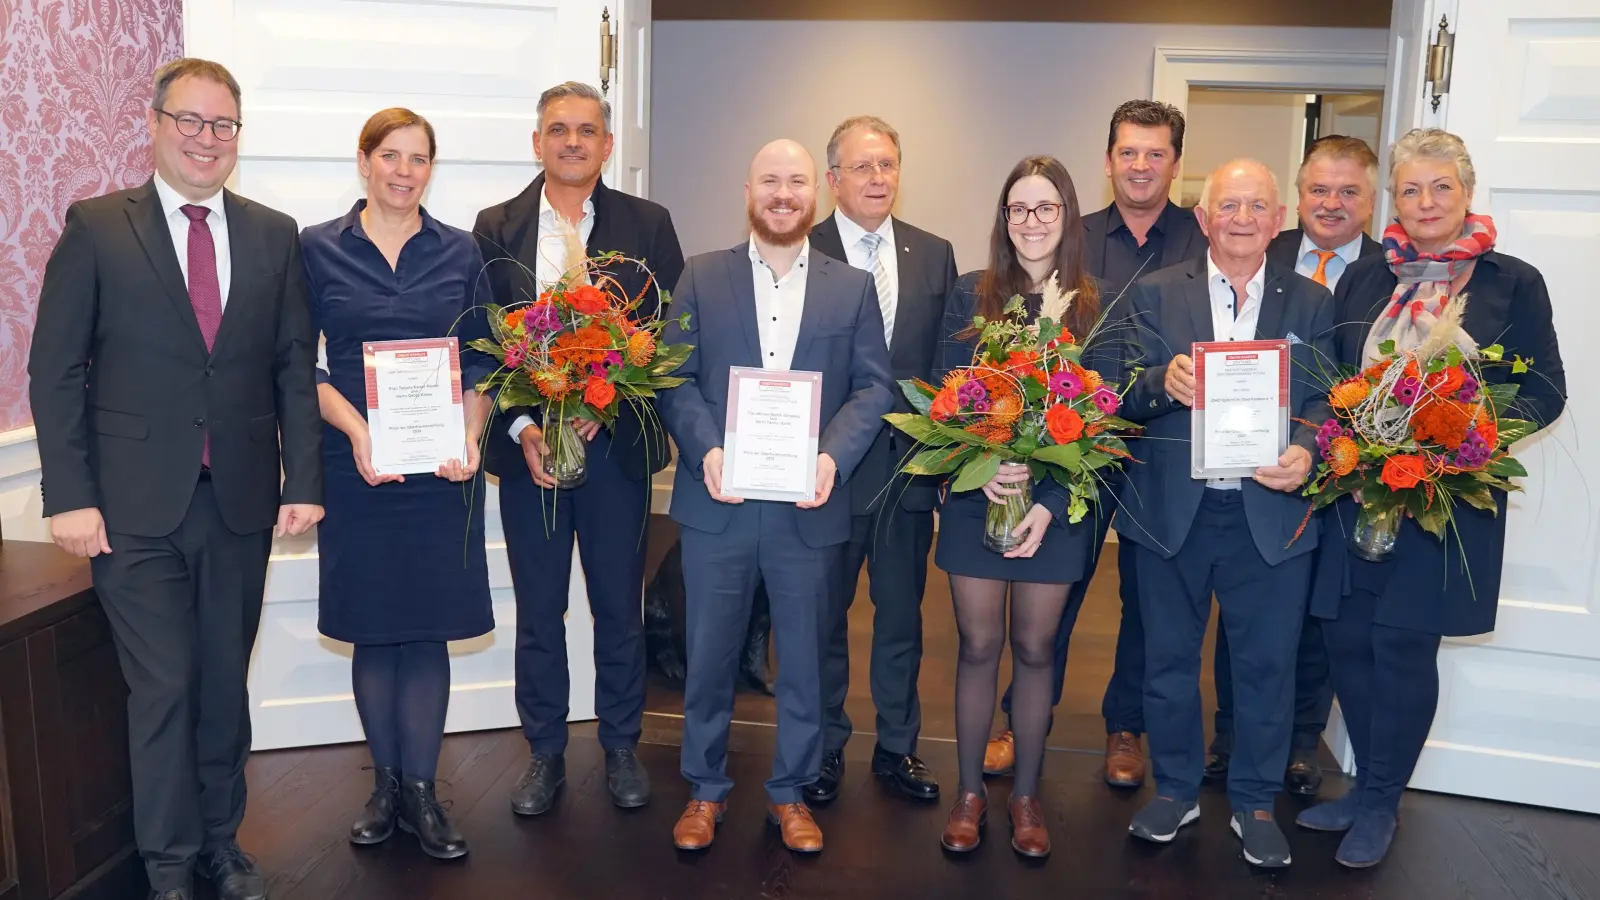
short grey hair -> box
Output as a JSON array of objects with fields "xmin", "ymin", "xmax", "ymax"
[
  {"xmin": 1388, "ymin": 127, "xmax": 1475, "ymax": 198},
  {"xmin": 1199, "ymin": 158, "xmax": 1279, "ymax": 210},
  {"xmin": 826, "ymin": 115, "xmax": 901, "ymax": 169},
  {"xmin": 536, "ymin": 81, "xmax": 611, "ymax": 134}
]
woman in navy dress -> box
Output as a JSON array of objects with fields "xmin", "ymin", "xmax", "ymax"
[
  {"xmin": 1301, "ymin": 128, "xmax": 1565, "ymax": 867},
  {"xmin": 935, "ymin": 156, "xmax": 1118, "ymax": 858},
  {"xmin": 300, "ymin": 109, "xmax": 495, "ymax": 860}
]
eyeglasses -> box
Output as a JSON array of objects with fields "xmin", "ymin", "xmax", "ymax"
[
  {"xmin": 153, "ymin": 108, "xmax": 242, "ymax": 142},
  {"xmin": 1004, "ymin": 203, "xmax": 1062, "ymax": 225},
  {"xmin": 831, "ymin": 160, "xmax": 898, "ymax": 178}
]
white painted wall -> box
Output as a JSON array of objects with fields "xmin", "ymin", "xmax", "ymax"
[{"xmin": 1181, "ymin": 88, "xmax": 1307, "ymax": 223}]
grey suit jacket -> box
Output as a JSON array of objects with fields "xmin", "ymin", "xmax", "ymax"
[{"xmin": 655, "ymin": 243, "xmax": 895, "ymax": 548}]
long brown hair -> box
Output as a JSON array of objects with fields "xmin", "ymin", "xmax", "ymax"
[{"xmin": 975, "ymin": 156, "xmax": 1101, "ymax": 337}]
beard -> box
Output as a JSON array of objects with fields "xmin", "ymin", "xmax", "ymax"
[{"xmin": 747, "ymin": 196, "xmax": 814, "ymax": 247}]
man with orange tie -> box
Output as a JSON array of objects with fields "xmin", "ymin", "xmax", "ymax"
[{"xmin": 1204, "ymin": 135, "xmax": 1381, "ymax": 798}]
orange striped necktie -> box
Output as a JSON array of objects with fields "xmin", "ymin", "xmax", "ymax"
[{"xmin": 1310, "ymin": 250, "xmax": 1337, "ymax": 287}]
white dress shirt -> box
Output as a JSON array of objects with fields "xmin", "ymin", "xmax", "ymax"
[
  {"xmin": 1204, "ymin": 254, "xmax": 1267, "ymax": 490},
  {"xmin": 153, "ymin": 172, "xmax": 231, "ymax": 308},
  {"xmin": 833, "ymin": 210, "xmax": 897, "ymax": 348},
  {"xmin": 1294, "ymin": 231, "xmax": 1364, "ymax": 292},
  {"xmin": 509, "ymin": 187, "xmax": 599, "ymax": 441},
  {"xmin": 750, "ymin": 237, "xmax": 810, "ymax": 371}
]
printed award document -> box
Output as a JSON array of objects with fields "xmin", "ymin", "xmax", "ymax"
[
  {"xmin": 363, "ymin": 337, "xmax": 466, "ymax": 476},
  {"xmin": 722, "ymin": 366, "xmax": 823, "ymax": 502},
  {"xmin": 1190, "ymin": 339, "xmax": 1290, "ymax": 478}
]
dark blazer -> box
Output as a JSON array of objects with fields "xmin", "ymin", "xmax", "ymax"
[
  {"xmin": 28, "ymin": 179, "xmax": 322, "ymax": 538},
  {"xmin": 655, "ymin": 244, "xmax": 895, "ymax": 548},
  {"xmin": 1083, "ymin": 200, "xmax": 1208, "ymax": 292},
  {"xmin": 472, "ymin": 175, "xmax": 685, "ymax": 482},
  {"xmin": 1114, "ymin": 256, "xmax": 1337, "ymax": 566},
  {"xmin": 809, "ymin": 213, "xmax": 957, "ymax": 515},
  {"xmin": 1309, "ymin": 251, "xmax": 1567, "ymax": 636},
  {"xmin": 1266, "ymin": 228, "xmax": 1383, "ymax": 271}
]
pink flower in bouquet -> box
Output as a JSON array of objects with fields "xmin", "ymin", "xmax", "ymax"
[
  {"xmin": 590, "ymin": 350, "xmax": 624, "ymax": 378},
  {"xmin": 956, "ymin": 379, "xmax": 988, "ymax": 406},
  {"xmin": 1049, "ymin": 370, "xmax": 1084, "ymax": 400},
  {"xmin": 1457, "ymin": 373, "xmax": 1481, "ymax": 403},
  {"xmin": 525, "ymin": 301, "xmax": 561, "ymax": 338},
  {"xmin": 504, "ymin": 340, "xmax": 528, "ymax": 369},
  {"xmin": 1090, "ymin": 386, "xmax": 1119, "ymax": 415},
  {"xmin": 1392, "ymin": 375, "xmax": 1422, "ymax": 406}
]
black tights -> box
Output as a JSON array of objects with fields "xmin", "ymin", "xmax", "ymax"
[
  {"xmin": 950, "ymin": 575, "xmax": 1072, "ymax": 798},
  {"xmin": 352, "ymin": 641, "xmax": 452, "ymax": 781}
]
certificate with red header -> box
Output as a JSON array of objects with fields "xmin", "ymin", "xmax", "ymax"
[
  {"xmin": 1190, "ymin": 339, "xmax": 1290, "ymax": 478},
  {"xmin": 722, "ymin": 367, "xmax": 822, "ymax": 502},
  {"xmin": 363, "ymin": 337, "xmax": 465, "ymax": 476}
]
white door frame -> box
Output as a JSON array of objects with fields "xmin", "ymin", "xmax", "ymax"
[{"xmin": 1151, "ymin": 47, "xmax": 1391, "ymax": 206}]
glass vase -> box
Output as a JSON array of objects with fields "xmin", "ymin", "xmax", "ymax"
[
  {"xmin": 1349, "ymin": 503, "xmax": 1401, "ymax": 562},
  {"xmin": 542, "ymin": 414, "xmax": 588, "ymax": 490},
  {"xmin": 983, "ymin": 463, "xmax": 1032, "ymax": 554}
]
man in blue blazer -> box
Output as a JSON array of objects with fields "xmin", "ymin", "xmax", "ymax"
[
  {"xmin": 1115, "ymin": 159, "xmax": 1335, "ymax": 869},
  {"xmin": 656, "ymin": 139, "xmax": 894, "ymax": 855}
]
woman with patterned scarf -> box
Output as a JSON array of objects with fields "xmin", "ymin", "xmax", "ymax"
[{"xmin": 1300, "ymin": 128, "xmax": 1567, "ymax": 867}]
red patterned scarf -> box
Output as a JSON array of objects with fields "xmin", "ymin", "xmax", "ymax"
[{"xmin": 1363, "ymin": 214, "xmax": 1497, "ymax": 364}]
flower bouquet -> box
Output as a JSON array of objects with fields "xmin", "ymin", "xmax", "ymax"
[
  {"xmin": 1302, "ymin": 299, "xmax": 1536, "ymax": 561},
  {"xmin": 885, "ymin": 279, "xmax": 1137, "ymax": 553},
  {"xmin": 468, "ymin": 227, "xmax": 692, "ymax": 489}
]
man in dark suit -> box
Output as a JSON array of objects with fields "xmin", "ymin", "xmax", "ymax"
[
  {"xmin": 1207, "ymin": 135, "xmax": 1382, "ymax": 795},
  {"xmin": 986, "ymin": 99, "xmax": 1208, "ymax": 789},
  {"xmin": 28, "ymin": 59, "xmax": 323, "ymax": 900},
  {"xmin": 1116, "ymin": 159, "xmax": 1334, "ymax": 868},
  {"xmin": 658, "ymin": 140, "xmax": 893, "ymax": 855},
  {"xmin": 805, "ymin": 116, "xmax": 956, "ymax": 805},
  {"xmin": 472, "ymin": 82, "xmax": 684, "ymax": 817}
]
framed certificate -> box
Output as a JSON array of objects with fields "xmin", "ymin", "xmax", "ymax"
[
  {"xmin": 363, "ymin": 337, "xmax": 467, "ymax": 476},
  {"xmin": 1190, "ymin": 339, "xmax": 1290, "ymax": 479},
  {"xmin": 722, "ymin": 366, "xmax": 823, "ymax": 503}
]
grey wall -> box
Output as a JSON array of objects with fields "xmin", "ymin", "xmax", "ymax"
[{"xmin": 650, "ymin": 20, "xmax": 1386, "ymax": 272}]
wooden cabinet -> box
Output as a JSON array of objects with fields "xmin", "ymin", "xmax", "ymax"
[{"xmin": 0, "ymin": 541, "xmax": 142, "ymax": 900}]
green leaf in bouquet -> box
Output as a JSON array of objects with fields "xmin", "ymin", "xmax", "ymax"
[
  {"xmin": 1412, "ymin": 498, "xmax": 1450, "ymax": 538},
  {"xmin": 1032, "ymin": 442, "xmax": 1082, "ymax": 470},
  {"xmin": 1004, "ymin": 295, "xmax": 1025, "ymax": 315},
  {"xmin": 1445, "ymin": 345, "xmax": 1463, "ymax": 368},
  {"xmin": 1022, "ymin": 378, "xmax": 1047, "ymax": 404},
  {"xmin": 1495, "ymin": 418, "xmax": 1537, "ymax": 447},
  {"xmin": 1067, "ymin": 496, "xmax": 1089, "ymax": 525},
  {"xmin": 932, "ymin": 421, "xmax": 992, "ymax": 447},
  {"xmin": 677, "ymin": 311, "xmax": 691, "ymax": 329},
  {"xmin": 1484, "ymin": 382, "xmax": 1520, "ymax": 410},
  {"xmin": 904, "ymin": 446, "xmax": 969, "ymax": 476},
  {"xmin": 1457, "ymin": 484, "xmax": 1499, "ymax": 514},
  {"xmin": 1028, "ymin": 459, "xmax": 1046, "ymax": 483},
  {"xmin": 883, "ymin": 413, "xmax": 949, "ymax": 445},
  {"xmin": 1081, "ymin": 449, "xmax": 1114, "ymax": 470},
  {"xmin": 1480, "ymin": 343, "xmax": 1504, "ymax": 361},
  {"xmin": 1013, "ymin": 433, "xmax": 1040, "ymax": 457},
  {"xmin": 1425, "ymin": 356, "xmax": 1447, "ymax": 374},
  {"xmin": 1049, "ymin": 466, "xmax": 1073, "ymax": 490},
  {"xmin": 952, "ymin": 451, "xmax": 1003, "ymax": 492},
  {"xmin": 1512, "ymin": 356, "xmax": 1531, "ymax": 375},
  {"xmin": 898, "ymin": 379, "xmax": 936, "ymax": 416},
  {"xmin": 1377, "ymin": 339, "xmax": 1397, "ymax": 356},
  {"xmin": 1485, "ymin": 455, "xmax": 1528, "ymax": 479},
  {"xmin": 649, "ymin": 342, "xmax": 694, "ymax": 373},
  {"xmin": 1036, "ymin": 319, "xmax": 1062, "ymax": 348},
  {"xmin": 1095, "ymin": 415, "xmax": 1142, "ymax": 434}
]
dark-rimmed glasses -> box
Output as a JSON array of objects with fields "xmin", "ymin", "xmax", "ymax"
[
  {"xmin": 153, "ymin": 108, "xmax": 242, "ymax": 142},
  {"xmin": 1004, "ymin": 202, "xmax": 1061, "ymax": 225},
  {"xmin": 830, "ymin": 161, "xmax": 899, "ymax": 178}
]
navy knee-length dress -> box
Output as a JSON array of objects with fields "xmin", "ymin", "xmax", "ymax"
[{"xmin": 301, "ymin": 201, "xmax": 496, "ymax": 644}]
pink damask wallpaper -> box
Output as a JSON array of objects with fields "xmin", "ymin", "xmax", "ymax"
[{"xmin": 0, "ymin": 0, "xmax": 184, "ymax": 432}]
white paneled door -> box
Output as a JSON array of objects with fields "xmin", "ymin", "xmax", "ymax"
[
  {"xmin": 1384, "ymin": 0, "xmax": 1600, "ymax": 813},
  {"xmin": 184, "ymin": 0, "xmax": 650, "ymax": 750}
]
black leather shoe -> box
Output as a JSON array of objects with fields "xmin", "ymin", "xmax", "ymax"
[
  {"xmin": 605, "ymin": 748, "xmax": 651, "ymax": 808},
  {"xmin": 350, "ymin": 766, "xmax": 400, "ymax": 844},
  {"xmin": 398, "ymin": 777, "xmax": 468, "ymax": 860},
  {"xmin": 872, "ymin": 745, "xmax": 939, "ymax": 801},
  {"xmin": 1285, "ymin": 747, "xmax": 1323, "ymax": 796},
  {"xmin": 803, "ymin": 750, "xmax": 843, "ymax": 804},
  {"xmin": 149, "ymin": 889, "xmax": 193, "ymax": 900},
  {"xmin": 1203, "ymin": 734, "xmax": 1232, "ymax": 782},
  {"xmin": 510, "ymin": 753, "xmax": 564, "ymax": 816},
  {"xmin": 199, "ymin": 843, "xmax": 266, "ymax": 900}
]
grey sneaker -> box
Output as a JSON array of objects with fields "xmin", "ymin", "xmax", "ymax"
[
  {"xmin": 1231, "ymin": 810, "xmax": 1292, "ymax": 868},
  {"xmin": 1128, "ymin": 797, "xmax": 1200, "ymax": 843}
]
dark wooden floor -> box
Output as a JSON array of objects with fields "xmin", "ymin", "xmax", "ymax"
[{"xmin": 228, "ymin": 521, "xmax": 1600, "ymax": 900}]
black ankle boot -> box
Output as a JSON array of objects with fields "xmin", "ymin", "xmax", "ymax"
[
  {"xmin": 349, "ymin": 766, "xmax": 400, "ymax": 845},
  {"xmin": 398, "ymin": 776, "xmax": 468, "ymax": 860}
]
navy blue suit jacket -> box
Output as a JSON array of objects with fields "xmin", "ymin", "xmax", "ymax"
[
  {"xmin": 656, "ymin": 244, "xmax": 895, "ymax": 548},
  {"xmin": 809, "ymin": 214, "xmax": 957, "ymax": 515},
  {"xmin": 472, "ymin": 175, "xmax": 685, "ymax": 483},
  {"xmin": 1114, "ymin": 256, "xmax": 1337, "ymax": 566},
  {"xmin": 1309, "ymin": 251, "xmax": 1567, "ymax": 636}
]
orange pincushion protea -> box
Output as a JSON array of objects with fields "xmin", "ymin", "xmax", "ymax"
[
  {"xmin": 1327, "ymin": 436, "xmax": 1360, "ymax": 476},
  {"xmin": 966, "ymin": 421, "xmax": 1013, "ymax": 444},
  {"xmin": 941, "ymin": 369, "xmax": 971, "ymax": 392},
  {"xmin": 534, "ymin": 365, "xmax": 576, "ymax": 400},
  {"xmin": 1069, "ymin": 362, "xmax": 1103, "ymax": 393},
  {"xmin": 1363, "ymin": 358, "xmax": 1394, "ymax": 380},
  {"xmin": 1329, "ymin": 378, "xmax": 1370, "ymax": 410},
  {"xmin": 988, "ymin": 394, "xmax": 1023, "ymax": 427},
  {"xmin": 625, "ymin": 330, "xmax": 657, "ymax": 366}
]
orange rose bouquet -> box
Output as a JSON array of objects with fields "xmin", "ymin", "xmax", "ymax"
[
  {"xmin": 885, "ymin": 280, "xmax": 1137, "ymax": 541},
  {"xmin": 1302, "ymin": 298, "xmax": 1536, "ymax": 560},
  {"xmin": 469, "ymin": 229, "xmax": 691, "ymax": 488}
]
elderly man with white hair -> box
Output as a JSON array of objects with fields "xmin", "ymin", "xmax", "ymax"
[{"xmin": 1112, "ymin": 158, "xmax": 1336, "ymax": 868}]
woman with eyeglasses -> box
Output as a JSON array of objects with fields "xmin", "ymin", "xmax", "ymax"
[
  {"xmin": 932, "ymin": 156, "xmax": 1115, "ymax": 858},
  {"xmin": 299, "ymin": 108, "xmax": 496, "ymax": 860}
]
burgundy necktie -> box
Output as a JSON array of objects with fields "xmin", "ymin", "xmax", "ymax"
[{"xmin": 182, "ymin": 204, "xmax": 221, "ymax": 466}]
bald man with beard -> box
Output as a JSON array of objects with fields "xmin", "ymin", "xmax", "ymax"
[{"xmin": 656, "ymin": 139, "xmax": 894, "ymax": 854}]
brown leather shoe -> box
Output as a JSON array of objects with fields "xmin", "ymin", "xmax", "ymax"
[
  {"xmin": 1105, "ymin": 731, "xmax": 1146, "ymax": 788},
  {"xmin": 672, "ymin": 799, "xmax": 724, "ymax": 851},
  {"xmin": 1009, "ymin": 795, "xmax": 1050, "ymax": 857},
  {"xmin": 941, "ymin": 791, "xmax": 987, "ymax": 852},
  {"xmin": 983, "ymin": 730, "xmax": 1015, "ymax": 776},
  {"xmin": 766, "ymin": 802, "xmax": 824, "ymax": 853}
]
